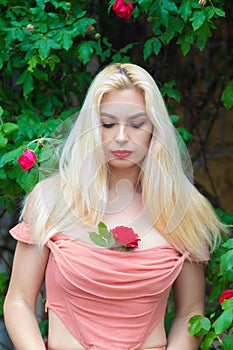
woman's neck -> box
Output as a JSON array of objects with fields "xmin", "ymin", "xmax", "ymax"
[{"xmin": 107, "ymin": 166, "xmax": 141, "ymax": 195}]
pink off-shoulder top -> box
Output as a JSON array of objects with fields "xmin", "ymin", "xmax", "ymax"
[{"xmin": 10, "ymin": 222, "xmax": 190, "ymax": 350}]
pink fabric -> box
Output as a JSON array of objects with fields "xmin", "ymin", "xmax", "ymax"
[{"xmin": 10, "ymin": 222, "xmax": 187, "ymax": 350}]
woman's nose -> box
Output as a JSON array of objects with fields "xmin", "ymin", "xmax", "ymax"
[{"xmin": 116, "ymin": 123, "xmax": 128, "ymax": 142}]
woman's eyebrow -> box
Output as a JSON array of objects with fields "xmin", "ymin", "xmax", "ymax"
[{"xmin": 100, "ymin": 112, "xmax": 146, "ymax": 120}]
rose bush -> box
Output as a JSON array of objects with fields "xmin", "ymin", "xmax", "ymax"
[
  {"xmin": 0, "ymin": 0, "xmax": 231, "ymax": 213},
  {"xmin": 112, "ymin": 0, "xmax": 134, "ymax": 20},
  {"xmin": 0, "ymin": 1, "xmax": 232, "ymax": 348},
  {"xmin": 188, "ymin": 233, "xmax": 233, "ymax": 350}
]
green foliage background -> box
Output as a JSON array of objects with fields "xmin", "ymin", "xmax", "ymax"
[{"xmin": 0, "ymin": 1, "xmax": 232, "ymax": 349}]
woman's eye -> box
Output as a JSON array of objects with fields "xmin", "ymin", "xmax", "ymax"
[
  {"xmin": 102, "ymin": 123, "xmax": 115, "ymax": 128},
  {"xmin": 131, "ymin": 122, "xmax": 145, "ymax": 129}
]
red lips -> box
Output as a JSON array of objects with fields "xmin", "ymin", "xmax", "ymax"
[{"xmin": 111, "ymin": 150, "xmax": 133, "ymax": 158}]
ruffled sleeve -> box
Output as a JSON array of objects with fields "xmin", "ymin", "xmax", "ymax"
[{"xmin": 9, "ymin": 222, "xmax": 36, "ymax": 245}]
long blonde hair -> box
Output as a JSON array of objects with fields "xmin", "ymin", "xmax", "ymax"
[{"xmin": 23, "ymin": 63, "xmax": 225, "ymax": 260}]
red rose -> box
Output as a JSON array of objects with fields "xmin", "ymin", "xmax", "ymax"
[
  {"xmin": 17, "ymin": 149, "xmax": 37, "ymax": 172},
  {"xmin": 113, "ymin": 0, "xmax": 134, "ymax": 20},
  {"xmin": 218, "ymin": 289, "xmax": 233, "ymax": 304},
  {"xmin": 110, "ymin": 226, "xmax": 141, "ymax": 248},
  {"xmin": 44, "ymin": 340, "xmax": 48, "ymax": 350}
]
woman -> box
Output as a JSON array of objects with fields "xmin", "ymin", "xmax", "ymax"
[{"xmin": 4, "ymin": 63, "xmax": 225, "ymax": 350}]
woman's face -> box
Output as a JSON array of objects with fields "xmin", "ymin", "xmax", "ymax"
[{"xmin": 100, "ymin": 89, "xmax": 153, "ymax": 170}]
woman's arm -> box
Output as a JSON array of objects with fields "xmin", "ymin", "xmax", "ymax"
[
  {"xmin": 4, "ymin": 240, "xmax": 49, "ymax": 350},
  {"xmin": 167, "ymin": 260, "xmax": 206, "ymax": 350}
]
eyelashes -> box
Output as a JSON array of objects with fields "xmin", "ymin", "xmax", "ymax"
[
  {"xmin": 102, "ymin": 122, "xmax": 145, "ymax": 129},
  {"xmin": 102, "ymin": 123, "xmax": 115, "ymax": 128}
]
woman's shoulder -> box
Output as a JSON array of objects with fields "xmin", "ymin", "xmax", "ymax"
[
  {"xmin": 23, "ymin": 174, "xmax": 61, "ymax": 223},
  {"xmin": 29, "ymin": 174, "xmax": 61, "ymax": 200},
  {"xmin": 35, "ymin": 174, "xmax": 61, "ymax": 191}
]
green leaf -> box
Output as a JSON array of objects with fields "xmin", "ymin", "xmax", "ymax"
[
  {"xmin": 188, "ymin": 315, "xmax": 211, "ymax": 336},
  {"xmin": 143, "ymin": 38, "xmax": 153, "ymax": 60},
  {"xmin": 143, "ymin": 37, "xmax": 161, "ymax": 58},
  {"xmin": 170, "ymin": 115, "xmax": 180, "ymax": 124},
  {"xmin": 38, "ymin": 144, "xmax": 54, "ymax": 163},
  {"xmin": 205, "ymin": 6, "xmax": 215, "ymax": 20},
  {"xmin": 188, "ymin": 314, "xmax": 202, "ymax": 335},
  {"xmin": 0, "ymin": 132, "xmax": 8, "ymax": 148},
  {"xmin": 162, "ymin": 27, "xmax": 175, "ymax": 45},
  {"xmin": 177, "ymin": 127, "xmax": 194, "ymax": 142},
  {"xmin": 119, "ymin": 42, "xmax": 137, "ymax": 54},
  {"xmin": 221, "ymin": 81, "xmax": 233, "ymax": 109},
  {"xmin": 27, "ymin": 55, "xmax": 41, "ymax": 72},
  {"xmin": 112, "ymin": 53, "xmax": 123, "ymax": 63},
  {"xmin": 36, "ymin": 0, "xmax": 45, "ymax": 10},
  {"xmin": 163, "ymin": 0, "xmax": 177, "ymax": 12},
  {"xmin": 199, "ymin": 317, "xmax": 211, "ymax": 334},
  {"xmin": 196, "ymin": 22, "xmax": 212, "ymax": 51},
  {"xmin": 191, "ymin": 10, "xmax": 206, "ymax": 31},
  {"xmin": 0, "ymin": 169, "xmax": 6, "ymax": 180},
  {"xmin": 0, "ymin": 145, "xmax": 25, "ymax": 167},
  {"xmin": 161, "ymin": 81, "xmax": 181, "ymax": 102},
  {"xmin": 98, "ymin": 221, "xmax": 111, "ymax": 239},
  {"xmin": 107, "ymin": 235, "xmax": 116, "ymax": 247},
  {"xmin": 221, "ymin": 298, "xmax": 233, "ymax": 310},
  {"xmin": 222, "ymin": 333, "xmax": 233, "ymax": 350},
  {"xmin": 24, "ymin": 75, "xmax": 34, "ymax": 98},
  {"xmin": 200, "ymin": 331, "xmax": 216, "ymax": 350},
  {"xmin": 76, "ymin": 41, "xmax": 94, "ymax": 64},
  {"xmin": 16, "ymin": 70, "xmax": 34, "ymax": 98},
  {"xmin": 60, "ymin": 32, "xmax": 73, "ymax": 51},
  {"xmin": 160, "ymin": 7, "xmax": 169, "ymax": 26},
  {"xmin": 2, "ymin": 122, "xmax": 19, "ymax": 135},
  {"xmin": 213, "ymin": 308, "xmax": 233, "ymax": 334},
  {"xmin": 39, "ymin": 319, "xmax": 48, "ymax": 336},
  {"xmin": 162, "ymin": 16, "xmax": 184, "ymax": 44},
  {"xmin": 153, "ymin": 38, "xmax": 161, "ymax": 55},
  {"xmin": 179, "ymin": 0, "xmax": 192, "ymax": 22},
  {"xmin": 33, "ymin": 68, "xmax": 48, "ymax": 81},
  {"xmin": 73, "ymin": 18, "xmax": 96, "ymax": 37},
  {"xmin": 37, "ymin": 38, "xmax": 51, "ymax": 60},
  {"xmin": 215, "ymin": 208, "xmax": 233, "ymax": 225},
  {"xmin": 221, "ymin": 250, "xmax": 233, "ymax": 273},
  {"xmin": 214, "ymin": 8, "xmax": 225, "ymax": 18},
  {"xmin": 180, "ymin": 41, "xmax": 190, "ymax": 56},
  {"xmin": 47, "ymin": 55, "xmax": 61, "ymax": 71},
  {"xmin": 16, "ymin": 168, "xmax": 39, "ymax": 193},
  {"xmin": 138, "ymin": 0, "xmax": 151, "ymax": 13},
  {"xmin": 101, "ymin": 48, "xmax": 111, "ymax": 62},
  {"xmin": 89, "ymin": 232, "xmax": 107, "ymax": 247},
  {"xmin": 223, "ymin": 238, "xmax": 233, "ymax": 249}
]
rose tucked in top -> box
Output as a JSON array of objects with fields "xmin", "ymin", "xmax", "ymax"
[{"xmin": 10, "ymin": 222, "xmax": 191, "ymax": 350}]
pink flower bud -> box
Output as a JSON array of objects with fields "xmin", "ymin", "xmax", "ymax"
[
  {"xmin": 17, "ymin": 149, "xmax": 37, "ymax": 172},
  {"xmin": 199, "ymin": 0, "xmax": 206, "ymax": 5},
  {"xmin": 26, "ymin": 24, "xmax": 34, "ymax": 32}
]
